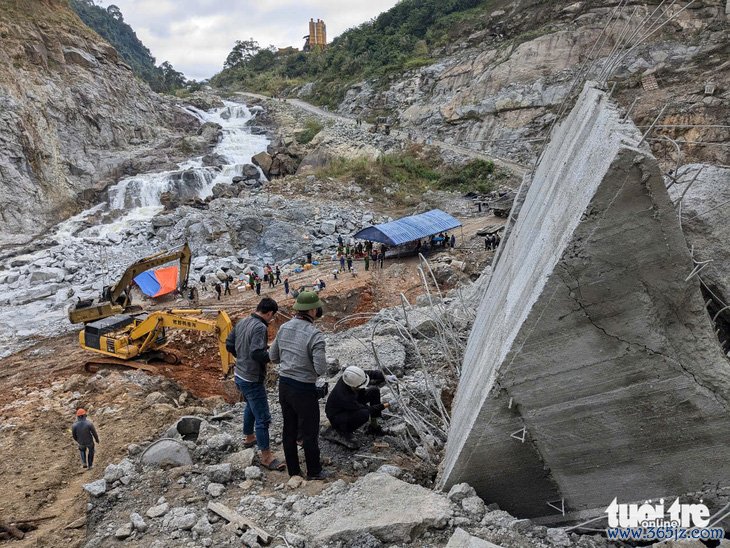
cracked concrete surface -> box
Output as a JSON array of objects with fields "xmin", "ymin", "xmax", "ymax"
[{"xmin": 440, "ymin": 84, "xmax": 730, "ymax": 519}]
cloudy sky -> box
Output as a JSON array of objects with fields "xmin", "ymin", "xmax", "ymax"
[{"xmin": 94, "ymin": 0, "xmax": 401, "ymax": 81}]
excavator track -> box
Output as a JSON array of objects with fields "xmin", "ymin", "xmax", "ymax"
[{"xmin": 83, "ymin": 351, "xmax": 180, "ymax": 374}]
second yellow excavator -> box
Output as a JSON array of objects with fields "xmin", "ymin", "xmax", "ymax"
[
  {"xmin": 68, "ymin": 243, "xmax": 192, "ymax": 325},
  {"xmin": 79, "ymin": 309, "xmax": 235, "ymax": 375}
]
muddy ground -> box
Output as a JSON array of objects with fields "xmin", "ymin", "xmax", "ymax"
[{"xmin": 0, "ymin": 208, "xmax": 500, "ymax": 546}]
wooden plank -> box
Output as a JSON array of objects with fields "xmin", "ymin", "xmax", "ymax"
[{"xmin": 207, "ymin": 501, "xmax": 271, "ymax": 545}]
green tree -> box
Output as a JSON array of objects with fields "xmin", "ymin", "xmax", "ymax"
[{"xmin": 224, "ymin": 39, "xmax": 260, "ymax": 69}]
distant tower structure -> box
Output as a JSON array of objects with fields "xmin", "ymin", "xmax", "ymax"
[{"xmin": 303, "ymin": 18, "xmax": 327, "ymax": 51}]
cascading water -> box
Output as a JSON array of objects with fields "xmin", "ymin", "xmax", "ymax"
[{"xmin": 0, "ymin": 100, "xmax": 269, "ymax": 358}]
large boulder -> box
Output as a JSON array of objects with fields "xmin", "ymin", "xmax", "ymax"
[{"xmin": 299, "ymin": 472, "xmax": 450, "ymax": 543}]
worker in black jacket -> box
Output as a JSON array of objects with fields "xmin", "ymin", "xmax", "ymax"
[
  {"xmin": 324, "ymin": 366, "xmax": 396, "ymax": 448},
  {"xmin": 72, "ymin": 408, "xmax": 99, "ymax": 469}
]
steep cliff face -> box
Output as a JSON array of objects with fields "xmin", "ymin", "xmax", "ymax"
[
  {"xmin": 336, "ymin": 0, "xmax": 728, "ymax": 168},
  {"xmin": 0, "ymin": 0, "xmax": 199, "ymax": 246}
]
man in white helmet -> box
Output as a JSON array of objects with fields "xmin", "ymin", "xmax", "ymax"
[{"xmin": 324, "ymin": 365, "xmax": 396, "ymax": 448}]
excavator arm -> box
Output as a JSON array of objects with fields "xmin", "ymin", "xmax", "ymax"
[
  {"xmin": 127, "ymin": 309, "xmax": 235, "ymax": 376},
  {"xmin": 69, "ymin": 243, "xmax": 192, "ymax": 324}
]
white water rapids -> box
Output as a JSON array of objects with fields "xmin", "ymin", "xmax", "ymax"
[{"xmin": 0, "ymin": 100, "xmax": 269, "ymax": 358}]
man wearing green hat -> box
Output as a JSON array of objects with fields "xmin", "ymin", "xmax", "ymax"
[{"xmin": 270, "ymin": 290, "xmax": 329, "ymax": 480}]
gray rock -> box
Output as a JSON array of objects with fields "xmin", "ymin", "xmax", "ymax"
[
  {"xmin": 206, "ymin": 433, "xmax": 233, "ymax": 451},
  {"xmin": 284, "ymin": 531, "xmax": 307, "ymax": 547},
  {"xmin": 447, "ymin": 484, "xmax": 476, "ymax": 506},
  {"xmin": 146, "ymin": 502, "xmax": 170, "ymax": 518},
  {"xmin": 167, "ymin": 512, "xmax": 197, "ymax": 531},
  {"xmin": 207, "ymin": 482, "xmax": 225, "ymax": 497},
  {"xmin": 545, "ymin": 528, "xmax": 571, "ymax": 547},
  {"xmin": 245, "ymin": 465, "xmax": 263, "ymax": 480},
  {"xmin": 140, "ymin": 439, "xmax": 193, "ymax": 468},
  {"xmin": 321, "ymin": 220, "xmax": 337, "ymax": 234},
  {"xmin": 299, "ymin": 472, "xmax": 451, "ymax": 543},
  {"xmin": 224, "ymin": 448, "xmax": 255, "ymax": 471},
  {"xmin": 114, "ymin": 522, "xmax": 134, "ymax": 539},
  {"xmin": 461, "ymin": 496, "xmax": 487, "ymax": 517},
  {"xmin": 83, "ymin": 479, "xmax": 107, "ymax": 497},
  {"xmin": 206, "ymin": 463, "xmax": 232, "ymax": 483},
  {"xmin": 104, "ymin": 458, "xmax": 136, "ymax": 482},
  {"xmin": 130, "ymin": 512, "xmax": 148, "ymax": 532},
  {"xmin": 192, "ymin": 516, "xmax": 213, "ymax": 537},
  {"xmin": 376, "ymin": 465, "xmax": 403, "ymax": 478},
  {"xmin": 446, "ymin": 528, "xmax": 503, "ymax": 547}
]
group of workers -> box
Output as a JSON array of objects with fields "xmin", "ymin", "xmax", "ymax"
[{"xmin": 224, "ymin": 293, "xmax": 394, "ymax": 479}]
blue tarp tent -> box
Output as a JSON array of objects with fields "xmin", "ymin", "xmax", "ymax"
[
  {"xmin": 134, "ymin": 271, "xmax": 161, "ymax": 297},
  {"xmin": 353, "ymin": 209, "xmax": 462, "ymax": 246}
]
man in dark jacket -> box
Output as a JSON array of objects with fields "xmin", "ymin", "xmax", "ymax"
[
  {"xmin": 324, "ymin": 366, "xmax": 395, "ymax": 448},
  {"xmin": 72, "ymin": 408, "xmax": 99, "ymax": 469},
  {"xmin": 225, "ymin": 298, "xmax": 284, "ymax": 471}
]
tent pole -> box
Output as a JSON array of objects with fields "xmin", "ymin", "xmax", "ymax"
[{"xmin": 460, "ymin": 226, "xmax": 464, "ymax": 247}]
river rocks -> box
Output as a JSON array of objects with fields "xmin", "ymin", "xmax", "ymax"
[
  {"xmin": 299, "ymin": 473, "xmax": 451, "ymax": 543},
  {"xmin": 206, "ymin": 483, "xmax": 225, "ymax": 497},
  {"xmin": 140, "ymin": 439, "xmax": 193, "ymax": 468}
]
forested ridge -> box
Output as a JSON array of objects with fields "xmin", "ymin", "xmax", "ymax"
[
  {"xmin": 211, "ymin": 0, "xmax": 495, "ymax": 106},
  {"xmin": 69, "ymin": 0, "xmax": 187, "ymax": 93}
]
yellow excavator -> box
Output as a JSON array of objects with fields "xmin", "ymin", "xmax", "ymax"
[
  {"xmin": 68, "ymin": 243, "xmax": 192, "ymax": 324},
  {"xmin": 79, "ymin": 309, "xmax": 235, "ymax": 374}
]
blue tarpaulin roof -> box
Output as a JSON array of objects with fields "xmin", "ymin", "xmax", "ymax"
[{"xmin": 353, "ymin": 209, "xmax": 462, "ymax": 246}]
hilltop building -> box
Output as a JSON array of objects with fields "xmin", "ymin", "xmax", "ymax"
[{"xmin": 303, "ymin": 18, "xmax": 326, "ymax": 51}]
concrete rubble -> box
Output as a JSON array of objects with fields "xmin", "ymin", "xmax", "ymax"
[{"xmin": 442, "ymin": 83, "xmax": 730, "ymax": 519}]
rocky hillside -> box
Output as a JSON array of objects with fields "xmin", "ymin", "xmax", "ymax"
[
  {"xmin": 0, "ymin": 0, "xmax": 201, "ymax": 247},
  {"xmin": 329, "ymin": 0, "xmax": 729, "ymax": 167}
]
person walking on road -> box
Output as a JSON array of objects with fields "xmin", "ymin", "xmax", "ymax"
[
  {"xmin": 224, "ymin": 276, "xmax": 232, "ymax": 296},
  {"xmin": 284, "ymin": 277, "xmax": 290, "ymax": 296},
  {"xmin": 275, "ymin": 265, "xmax": 282, "ymax": 285},
  {"xmin": 226, "ymin": 298, "xmax": 285, "ymax": 471},
  {"xmin": 270, "ymin": 291, "xmax": 329, "ymax": 481},
  {"xmin": 72, "ymin": 409, "xmax": 99, "ymax": 469}
]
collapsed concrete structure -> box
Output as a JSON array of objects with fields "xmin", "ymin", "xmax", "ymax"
[{"xmin": 441, "ymin": 84, "xmax": 730, "ymax": 519}]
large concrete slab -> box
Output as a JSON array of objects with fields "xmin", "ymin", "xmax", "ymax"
[
  {"xmin": 299, "ymin": 472, "xmax": 450, "ymax": 543},
  {"xmin": 441, "ymin": 84, "xmax": 730, "ymax": 518}
]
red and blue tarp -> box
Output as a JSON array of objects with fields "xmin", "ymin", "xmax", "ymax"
[{"xmin": 134, "ymin": 265, "xmax": 179, "ymax": 297}]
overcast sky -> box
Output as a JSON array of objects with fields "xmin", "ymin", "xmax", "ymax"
[{"xmin": 94, "ymin": 0, "xmax": 401, "ymax": 81}]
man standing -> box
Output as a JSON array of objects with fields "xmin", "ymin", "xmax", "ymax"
[
  {"xmin": 224, "ymin": 275, "xmax": 232, "ymax": 296},
  {"xmin": 450, "ymin": 234, "xmax": 456, "ymax": 249},
  {"xmin": 275, "ymin": 265, "xmax": 282, "ymax": 285},
  {"xmin": 214, "ymin": 282, "xmax": 222, "ymax": 300},
  {"xmin": 225, "ymin": 298, "xmax": 285, "ymax": 471},
  {"xmin": 283, "ymin": 277, "xmax": 290, "ymax": 296},
  {"xmin": 270, "ymin": 291, "xmax": 329, "ymax": 480},
  {"xmin": 72, "ymin": 409, "xmax": 99, "ymax": 469},
  {"xmin": 364, "ymin": 254, "xmax": 370, "ymax": 272}
]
